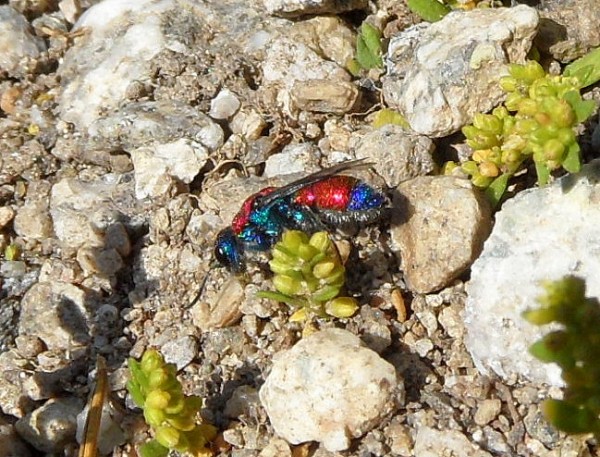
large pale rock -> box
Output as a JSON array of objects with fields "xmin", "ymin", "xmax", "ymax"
[
  {"xmin": 391, "ymin": 176, "xmax": 492, "ymax": 293},
  {"xmin": 465, "ymin": 161, "xmax": 600, "ymax": 386},
  {"xmin": 50, "ymin": 174, "xmax": 136, "ymax": 250},
  {"xmin": 261, "ymin": 18, "xmax": 355, "ymax": 115},
  {"xmin": 260, "ymin": 329, "xmax": 400, "ymax": 452},
  {"xmin": 15, "ymin": 397, "xmax": 83, "ymax": 453},
  {"xmin": 0, "ymin": 6, "xmax": 46, "ymax": 77},
  {"xmin": 130, "ymin": 138, "xmax": 209, "ymax": 199},
  {"xmin": 383, "ymin": 5, "xmax": 538, "ymax": 137},
  {"xmin": 18, "ymin": 282, "xmax": 90, "ymax": 351}
]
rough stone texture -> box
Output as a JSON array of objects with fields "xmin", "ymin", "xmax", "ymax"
[
  {"xmin": 130, "ymin": 138, "xmax": 209, "ymax": 199},
  {"xmin": 0, "ymin": 418, "xmax": 32, "ymax": 457},
  {"xmin": 351, "ymin": 125, "xmax": 436, "ymax": 188},
  {"xmin": 15, "ymin": 397, "xmax": 83, "ymax": 453},
  {"xmin": 160, "ymin": 335, "xmax": 199, "ymax": 370},
  {"xmin": 391, "ymin": 176, "xmax": 492, "ymax": 294},
  {"xmin": 383, "ymin": 5, "xmax": 539, "ymax": 137},
  {"xmin": 0, "ymin": 351, "xmax": 36, "ymax": 418},
  {"xmin": 18, "ymin": 282, "xmax": 90, "ymax": 351},
  {"xmin": 209, "ymin": 88, "xmax": 241, "ymax": 120},
  {"xmin": 0, "ymin": 6, "xmax": 46, "ymax": 77},
  {"xmin": 264, "ymin": 143, "xmax": 320, "ymax": 178},
  {"xmin": 264, "ymin": 0, "xmax": 367, "ymax": 18},
  {"xmin": 414, "ymin": 426, "xmax": 492, "ymax": 457},
  {"xmin": 291, "ymin": 80, "xmax": 359, "ymax": 115},
  {"xmin": 465, "ymin": 161, "xmax": 600, "ymax": 386},
  {"xmin": 261, "ymin": 19, "xmax": 354, "ymax": 115},
  {"xmin": 87, "ymin": 100, "xmax": 224, "ymax": 154},
  {"xmin": 259, "ymin": 329, "xmax": 400, "ymax": 452},
  {"xmin": 536, "ymin": 0, "xmax": 600, "ymax": 62},
  {"xmin": 13, "ymin": 200, "xmax": 53, "ymax": 241},
  {"xmin": 50, "ymin": 174, "xmax": 138, "ymax": 250}
]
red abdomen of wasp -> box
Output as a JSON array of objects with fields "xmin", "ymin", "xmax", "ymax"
[{"xmin": 293, "ymin": 176, "xmax": 356, "ymax": 211}]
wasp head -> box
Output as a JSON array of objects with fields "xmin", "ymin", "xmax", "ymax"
[{"xmin": 214, "ymin": 227, "xmax": 246, "ymax": 273}]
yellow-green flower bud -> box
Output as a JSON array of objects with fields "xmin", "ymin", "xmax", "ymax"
[
  {"xmin": 144, "ymin": 406, "xmax": 165, "ymax": 427},
  {"xmin": 167, "ymin": 415, "xmax": 196, "ymax": 432},
  {"xmin": 499, "ymin": 75, "xmax": 517, "ymax": 92},
  {"xmin": 473, "ymin": 113, "xmax": 502, "ymax": 133},
  {"xmin": 146, "ymin": 390, "xmax": 170, "ymax": 409},
  {"xmin": 155, "ymin": 425, "xmax": 181, "ymax": 449},
  {"xmin": 543, "ymin": 138, "xmax": 566, "ymax": 162},
  {"xmin": 471, "ymin": 173, "xmax": 493, "ymax": 188},
  {"xmin": 513, "ymin": 118, "xmax": 539, "ymax": 135},
  {"xmin": 141, "ymin": 350, "xmax": 163, "ymax": 373},
  {"xmin": 504, "ymin": 92, "xmax": 524, "ymax": 111},
  {"xmin": 297, "ymin": 243, "xmax": 319, "ymax": 261},
  {"xmin": 148, "ymin": 367, "xmax": 170, "ymax": 389},
  {"xmin": 517, "ymin": 98, "xmax": 539, "ymax": 117},
  {"xmin": 510, "ymin": 61, "xmax": 545, "ymax": 83},
  {"xmin": 326, "ymin": 297, "xmax": 359, "ymax": 318},
  {"xmin": 281, "ymin": 230, "xmax": 309, "ymax": 255},
  {"xmin": 309, "ymin": 231, "xmax": 331, "ymax": 252},
  {"xmin": 273, "ymin": 274, "xmax": 302, "ymax": 296},
  {"xmin": 269, "ymin": 259, "xmax": 296, "ymax": 276},
  {"xmin": 501, "ymin": 148, "xmax": 522, "ymax": 167},
  {"xmin": 548, "ymin": 100, "xmax": 575, "ymax": 128},
  {"xmin": 272, "ymin": 246, "xmax": 298, "ymax": 265},
  {"xmin": 164, "ymin": 394, "xmax": 185, "ymax": 415},
  {"xmin": 461, "ymin": 161, "xmax": 480, "ymax": 176},
  {"xmin": 556, "ymin": 128, "xmax": 575, "ymax": 146},
  {"xmin": 312, "ymin": 261, "xmax": 336, "ymax": 279},
  {"xmin": 479, "ymin": 161, "xmax": 500, "ymax": 178}
]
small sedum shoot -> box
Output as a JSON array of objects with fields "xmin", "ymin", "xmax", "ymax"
[
  {"xmin": 126, "ymin": 350, "xmax": 217, "ymax": 457},
  {"xmin": 257, "ymin": 230, "xmax": 358, "ymax": 322},
  {"xmin": 523, "ymin": 276, "xmax": 600, "ymax": 439},
  {"xmin": 347, "ymin": 23, "xmax": 384, "ymax": 75},
  {"xmin": 448, "ymin": 58, "xmax": 598, "ymax": 206}
]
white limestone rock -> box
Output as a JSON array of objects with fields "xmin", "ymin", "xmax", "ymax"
[
  {"xmin": 264, "ymin": 0, "xmax": 367, "ymax": 18},
  {"xmin": 264, "ymin": 143, "xmax": 320, "ymax": 178},
  {"xmin": 58, "ymin": 0, "xmax": 175, "ymax": 130},
  {"xmin": 259, "ymin": 329, "xmax": 400, "ymax": 452},
  {"xmin": 0, "ymin": 6, "xmax": 46, "ymax": 77},
  {"xmin": 209, "ymin": 88, "xmax": 241, "ymax": 120},
  {"xmin": 261, "ymin": 18, "xmax": 354, "ymax": 115},
  {"xmin": 383, "ymin": 5, "xmax": 538, "ymax": 137},
  {"xmin": 465, "ymin": 161, "xmax": 600, "ymax": 386},
  {"xmin": 130, "ymin": 138, "xmax": 209, "ymax": 200},
  {"xmin": 50, "ymin": 174, "xmax": 137, "ymax": 250}
]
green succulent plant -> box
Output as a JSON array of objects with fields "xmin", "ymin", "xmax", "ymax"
[
  {"xmin": 523, "ymin": 276, "xmax": 600, "ymax": 438},
  {"xmin": 347, "ymin": 23, "xmax": 384, "ymax": 75},
  {"xmin": 257, "ymin": 230, "xmax": 359, "ymax": 322},
  {"xmin": 127, "ymin": 350, "xmax": 216, "ymax": 457},
  {"xmin": 448, "ymin": 54, "xmax": 599, "ymax": 205}
]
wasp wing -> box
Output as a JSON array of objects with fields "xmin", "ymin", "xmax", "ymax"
[{"xmin": 258, "ymin": 159, "xmax": 373, "ymax": 209}]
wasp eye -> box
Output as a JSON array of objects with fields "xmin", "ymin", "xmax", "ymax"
[{"xmin": 214, "ymin": 228, "xmax": 245, "ymax": 273}]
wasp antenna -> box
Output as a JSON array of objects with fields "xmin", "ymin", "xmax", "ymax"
[{"xmin": 188, "ymin": 267, "xmax": 214, "ymax": 308}]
